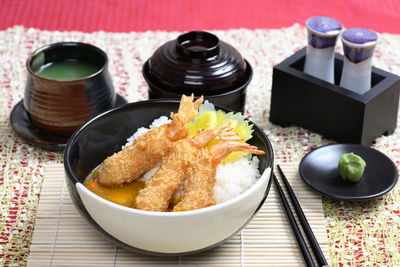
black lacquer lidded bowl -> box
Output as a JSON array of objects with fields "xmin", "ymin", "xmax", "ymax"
[{"xmin": 143, "ymin": 31, "xmax": 253, "ymax": 112}]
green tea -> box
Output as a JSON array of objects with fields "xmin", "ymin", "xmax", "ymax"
[{"xmin": 35, "ymin": 60, "xmax": 100, "ymax": 80}]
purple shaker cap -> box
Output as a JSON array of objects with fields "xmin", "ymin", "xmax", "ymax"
[
  {"xmin": 342, "ymin": 28, "xmax": 378, "ymax": 46},
  {"xmin": 306, "ymin": 16, "xmax": 342, "ymax": 36},
  {"xmin": 341, "ymin": 29, "xmax": 378, "ymax": 63}
]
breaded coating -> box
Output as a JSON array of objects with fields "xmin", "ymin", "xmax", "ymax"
[
  {"xmin": 97, "ymin": 95, "xmax": 203, "ymax": 187},
  {"xmin": 135, "ymin": 123, "xmax": 232, "ymax": 211},
  {"xmin": 173, "ymin": 141, "xmax": 265, "ymax": 212},
  {"xmin": 97, "ymin": 125, "xmax": 174, "ymax": 187},
  {"xmin": 173, "ymin": 150, "xmax": 215, "ymax": 212},
  {"xmin": 135, "ymin": 141, "xmax": 195, "ymax": 211}
]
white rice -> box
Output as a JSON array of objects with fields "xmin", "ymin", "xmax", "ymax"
[
  {"xmin": 125, "ymin": 117, "xmax": 261, "ymax": 203},
  {"xmin": 123, "ymin": 116, "xmax": 171, "ymax": 148},
  {"xmin": 213, "ymin": 156, "xmax": 260, "ymax": 203}
]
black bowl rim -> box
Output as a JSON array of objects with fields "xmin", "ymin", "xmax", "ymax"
[
  {"xmin": 65, "ymin": 98, "xmax": 273, "ymax": 185},
  {"xmin": 142, "ymin": 59, "xmax": 253, "ymax": 97},
  {"xmin": 63, "ymin": 98, "xmax": 274, "ymax": 256}
]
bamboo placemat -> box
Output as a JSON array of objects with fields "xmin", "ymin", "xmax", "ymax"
[{"xmin": 27, "ymin": 162, "xmax": 329, "ymax": 266}]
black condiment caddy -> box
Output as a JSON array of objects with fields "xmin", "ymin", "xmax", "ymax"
[{"xmin": 269, "ymin": 48, "xmax": 400, "ymax": 145}]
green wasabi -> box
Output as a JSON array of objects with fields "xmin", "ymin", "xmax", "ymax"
[{"xmin": 338, "ymin": 152, "xmax": 366, "ymax": 182}]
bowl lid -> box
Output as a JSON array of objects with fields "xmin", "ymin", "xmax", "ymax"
[{"xmin": 143, "ymin": 31, "xmax": 252, "ymax": 95}]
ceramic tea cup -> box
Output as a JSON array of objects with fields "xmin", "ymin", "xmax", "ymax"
[{"xmin": 24, "ymin": 42, "xmax": 116, "ymax": 137}]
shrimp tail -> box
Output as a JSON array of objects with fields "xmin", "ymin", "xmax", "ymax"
[
  {"xmin": 216, "ymin": 126, "xmax": 243, "ymax": 141},
  {"xmin": 176, "ymin": 94, "xmax": 204, "ymax": 123},
  {"xmin": 168, "ymin": 94, "xmax": 204, "ymax": 141},
  {"xmin": 210, "ymin": 141, "xmax": 265, "ymax": 164},
  {"xmin": 189, "ymin": 122, "xmax": 232, "ymax": 148}
]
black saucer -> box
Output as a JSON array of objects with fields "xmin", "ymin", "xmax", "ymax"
[
  {"xmin": 299, "ymin": 144, "xmax": 398, "ymax": 201},
  {"xmin": 10, "ymin": 94, "xmax": 128, "ymax": 151}
]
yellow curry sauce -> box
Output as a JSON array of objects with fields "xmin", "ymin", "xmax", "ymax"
[{"xmin": 84, "ymin": 169, "xmax": 146, "ymax": 208}]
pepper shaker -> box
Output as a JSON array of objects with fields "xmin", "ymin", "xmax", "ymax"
[
  {"xmin": 340, "ymin": 28, "xmax": 379, "ymax": 94},
  {"xmin": 304, "ymin": 16, "xmax": 342, "ymax": 83}
]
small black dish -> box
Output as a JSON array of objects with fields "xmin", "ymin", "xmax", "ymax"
[
  {"xmin": 299, "ymin": 144, "xmax": 398, "ymax": 201},
  {"xmin": 10, "ymin": 94, "xmax": 127, "ymax": 151}
]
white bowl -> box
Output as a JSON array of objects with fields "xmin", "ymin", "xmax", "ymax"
[{"xmin": 64, "ymin": 99, "xmax": 274, "ymax": 256}]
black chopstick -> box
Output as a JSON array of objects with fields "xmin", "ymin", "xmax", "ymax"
[
  {"xmin": 277, "ymin": 164, "xmax": 329, "ymax": 267},
  {"xmin": 272, "ymin": 173, "xmax": 315, "ymax": 267}
]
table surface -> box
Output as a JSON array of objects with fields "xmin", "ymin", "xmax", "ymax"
[{"xmin": 1, "ymin": 1, "xmax": 400, "ymax": 266}]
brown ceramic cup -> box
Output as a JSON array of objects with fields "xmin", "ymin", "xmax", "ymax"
[{"xmin": 24, "ymin": 42, "xmax": 116, "ymax": 137}]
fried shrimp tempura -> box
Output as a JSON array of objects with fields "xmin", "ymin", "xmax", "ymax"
[
  {"xmin": 97, "ymin": 95, "xmax": 203, "ymax": 187},
  {"xmin": 135, "ymin": 122, "xmax": 237, "ymax": 211},
  {"xmin": 134, "ymin": 141, "xmax": 192, "ymax": 211},
  {"xmin": 172, "ymin": 149, "xmax": 216, "ymax": 211},
  {"xmin": 173, "ymin": 141, "xmax": 265, "ymax": 212}
]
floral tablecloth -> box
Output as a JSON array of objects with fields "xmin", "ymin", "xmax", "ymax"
[{"xmin": 0, "ymin": 25, "xmax": 399, "ymax": 266}]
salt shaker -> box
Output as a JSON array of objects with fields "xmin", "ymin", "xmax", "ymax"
[
  {"xmin": 340, "ymin": 28, "xmax": 379, "ymax": 94},
  {"xmin": 304, "ymin": 16, "xmax": 342, "ymax": 83}
]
